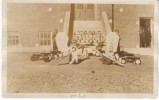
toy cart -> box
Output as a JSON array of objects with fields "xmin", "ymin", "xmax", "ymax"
[
  {"xmin": 30, "ymin": 51, "xmax": 63, "ymax": 62},
  {"xmin": 41, "ymin": 51, "xmax": 63, "ymax": 62},
  {"xmin": 30, "ymin": 54, "xmax": 43, "ymax": 61},
  {"xmin": 118, "ymin": 51, "xmax": 141, "ymax": 65}
]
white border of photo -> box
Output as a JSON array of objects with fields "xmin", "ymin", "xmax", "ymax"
[{"xmin": 1, "ymin": 0, "xmax": 158, "ymax": 99}]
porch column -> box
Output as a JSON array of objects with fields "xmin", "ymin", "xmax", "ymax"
[{"xmin": 68, "ymin": 4, "xmax": 75, "ymax": 46}]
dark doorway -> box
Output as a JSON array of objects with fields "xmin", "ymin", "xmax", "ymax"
[{"xmin": 139, "ymin": 18, "xmax": 152, "ymax": 48}]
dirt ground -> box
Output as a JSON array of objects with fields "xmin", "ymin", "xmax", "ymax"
[{"xmin": 6, "ymin": 52, "xmax": 154, "ymax": 93}]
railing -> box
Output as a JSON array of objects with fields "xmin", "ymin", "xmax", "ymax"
[
  {"xmin": 63, "ymin": 11, "xmax": 70, "ymax": 35},
  {"xmin": 101, "ymin": 11, "xmax": 112, "ymax": 35}
]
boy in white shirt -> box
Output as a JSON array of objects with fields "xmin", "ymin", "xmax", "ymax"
[{"xmin": 69, "ymin": 46, "xmax": 78, "ymax": 64}]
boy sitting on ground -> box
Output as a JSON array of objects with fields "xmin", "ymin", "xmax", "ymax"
[{"xmin": 69, "ymin": 46, "xmax": 79, "ymax": 64}]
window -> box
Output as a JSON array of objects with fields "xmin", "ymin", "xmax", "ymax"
[
  {"xmin": 39, "ymin": 31, "xmax": 51, "ymax": 46},
  {"xmin": 8, "ymin": 31, "xmax": 19, "ymax": 46},
  {"xmin": 77, "ymin": 4, "xmax": 84, "ymax": 9},
  {"xmin": 87, "ymin": 4, "xmax": 94, "ymax": 10}
]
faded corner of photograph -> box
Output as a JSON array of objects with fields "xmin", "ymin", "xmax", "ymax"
[{"xmin": 5, "ymin": 2, "xmax": 157, "ymax": 97}]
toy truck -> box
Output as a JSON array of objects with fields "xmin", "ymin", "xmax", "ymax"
[
  {"xmin": 30, "ymin": 51, "xmax": 63, "ymax": 62},
  {"xmin": 41, "ymin": 51, "xmax": 63, "ymax": 62},
  {"xmin": 30, "ymin": 54, "xmax": 43, "ymax": 61},
  {"xmin": 118, "ymin": 51, "xmax": 141, "ymax": 65}
]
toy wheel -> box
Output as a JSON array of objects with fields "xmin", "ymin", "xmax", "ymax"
[
  {"xmin": 31, "ymin": 56, "xmax": 35, "ymax": 61},
  {"xmin": 95, "ymin": 52, "xmax": 100, "ymax": 57},
  {"xmin": 135, "ymin": 59, "xmax": 141, "ymax": 65},
  {"xmin": 43, "ymin": 57, "xmax": 51, "ymax": 62},
  {"xmin": 39, "ymin": 56, "xmax": 43, "ymax": 60},
  {"xmin": 121, "ymin": 59, "xmax": 126, "ymax": 64},
  {"xmin": 48, "ymin": 56, "xmax": 52, "ymax": 60},
  {"xmin": 59, "ymin": 54, "xmax": 63, "ymax": 57}
]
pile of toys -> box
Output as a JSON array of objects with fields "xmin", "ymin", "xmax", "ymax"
[{"xmin": 30, "ymin": 40, "xmax": 141, "ymax": 65}]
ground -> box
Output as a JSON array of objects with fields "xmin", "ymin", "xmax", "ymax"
[{"xmin": 7, "ymin": 52, "xmax": 154, "ymax": 93}]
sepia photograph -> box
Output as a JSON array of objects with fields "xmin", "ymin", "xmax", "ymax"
[{"xmin": 2, "ymin": 0, "xmax": 158, "ymax": 98}]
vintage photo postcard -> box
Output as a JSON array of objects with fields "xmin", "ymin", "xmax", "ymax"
[{"xmin": 2, "ymin": 0, "xmax": 158, "ymax": 98}]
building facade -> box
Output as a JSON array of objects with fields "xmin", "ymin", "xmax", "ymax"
[{"xmin": 7, "ymin": 4, "xmax": 154, "ymax": 55}]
